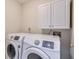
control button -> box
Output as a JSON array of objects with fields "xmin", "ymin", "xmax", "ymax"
[{"xmin": 34, "ymin": 40, "xmax": 40, "ymax": 45}]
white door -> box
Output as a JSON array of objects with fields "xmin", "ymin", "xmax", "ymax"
[
  {"xmin": 22, "ymin": 47, "xmax": 50, "ymax": 59},
  {"xmin": 53, "ymin": 0, "xmax": 69, "ymax": 29},
  {"xmin": 39, "ymin": 3, "xmax": 51, "ymax": 29}
]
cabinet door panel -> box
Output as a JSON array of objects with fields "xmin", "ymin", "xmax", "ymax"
[
  {"xmin": 39, "ymin": 3, "xmax": 51, "ymax": 29},
  {"xmin": 53, "ymin": 0, "xmax": 69, "ymax": 29}
]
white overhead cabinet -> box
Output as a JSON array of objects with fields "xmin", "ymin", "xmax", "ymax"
[
  {"xmin": 39, "ymin": 0, "xmax": 70, "ymax": 29},
  {"xmin": 39, "ymin": 3, "xmax": 51, "ymax": 29}
]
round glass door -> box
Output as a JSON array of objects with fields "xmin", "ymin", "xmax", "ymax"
[
  {"xmin": 22, "ymin": 47, "xmax": 50, "ymax": 59},
  {"xmin": 7, "ymin": 44, "xmax": 16, "ymax": 59},
  {"xmin": 27, "ymin": 53, "xmax": 42, "ymax": 59}
]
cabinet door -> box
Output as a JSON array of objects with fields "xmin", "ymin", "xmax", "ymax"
[
  {"xmin": 53, "ymin": 0, "xmax": 70, "ymax": 29},
  {"xmin": 39, "ymin": 3, "xmax": 51, "ymax": 29}
]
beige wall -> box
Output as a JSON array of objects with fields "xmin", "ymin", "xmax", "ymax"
[
  {"xmin": 22, "ymin": 0, "xmax": 51, "ymax": 33},
  {"xmin": 70, "ymin": 28, "xmax": 74, "ymax": 59},
  {"xmin": 5, "ymin": 0, "xmax": 51, "ymax": 34},
  {"xmin": 5, "ymin": 0, "xmax": 22, "ymax": 34}
]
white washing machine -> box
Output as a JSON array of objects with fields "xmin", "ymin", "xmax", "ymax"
[
  {"xmin": 6, "ymin": 33, "xmax": 25, "ymax": 59},
  {"xmin": 22, "ymin": 34, "xmax": 60, "ymax": 59}
]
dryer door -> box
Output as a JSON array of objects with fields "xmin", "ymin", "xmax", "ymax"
[
  {"xmin": 22, "ymin": 47, "xmax": 50, "ymax": 59},
  {"xmin": 7, "ymin": 41, "xmax": 18, "ymax": 59}
]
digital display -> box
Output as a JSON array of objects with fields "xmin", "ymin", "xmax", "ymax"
[
  {"xmin": 14, "ymin": 36, "xmax": 20, "ymax": 40},
  {"xmin": 42, "ymin": 41, "xmax": 54, "ymax": 49}
]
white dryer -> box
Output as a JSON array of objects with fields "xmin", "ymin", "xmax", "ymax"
[
  {"xmin": 6, "ymin": 33, "xmax": 25, "ymax": 59},
  {"xmin": 22, "ymin": 34, "xmax": 60, "ymax": 59}
]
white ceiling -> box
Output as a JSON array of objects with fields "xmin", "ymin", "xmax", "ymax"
[{"xmin": 16, "ymin": 0, "xmax": 29, "ymax": 4}]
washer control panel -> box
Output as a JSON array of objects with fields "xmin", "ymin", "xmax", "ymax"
[
  {"xmin": 14, "ymin": 36, "xmax": 20, "ymax": 40},
  {"xmin": 42, "ymin": 41, "xmax": 54, "ymax": 49}
]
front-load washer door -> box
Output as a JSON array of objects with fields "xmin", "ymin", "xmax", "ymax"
[
  {"xmin": 22, "ymin": 47, "xmax": 50, "ymax": 59},
  {"xmin": 7, "ymin": 41, "xmax": 18, "ymax": 59}
]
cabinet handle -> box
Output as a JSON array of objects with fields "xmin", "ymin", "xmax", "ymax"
[
  {"xmin": 52, "ymin": 25, "xmax": 54, "ymax": 27},
  {"xmin": 49, "ymin": 25, "xmax": 51, "ymax": 27}
]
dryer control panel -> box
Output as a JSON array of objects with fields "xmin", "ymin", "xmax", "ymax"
[{"xmin": 42, "ymin": 41, "xmax": 54, "ymax": 49}]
